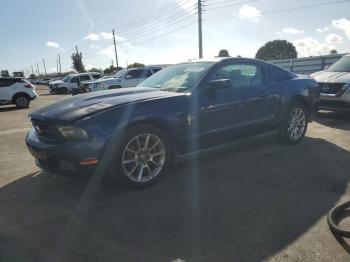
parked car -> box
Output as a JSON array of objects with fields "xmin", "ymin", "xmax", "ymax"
[
  {"xmin": 37, "ymin": 78, "xmax": 52, "ymax": 85},
  {"xmin": 48, "ymin": 72, "xmax": 101, "ymax": 94},
  {"xmin": 85, "ymin": 67, "xmax": 162, "ymax": 92},
  {"xmin": 311, "ymin": 54, "xmax": 350, "ymax": 112},
  {"xmin": 26, "ymin": 57, "xmax": 319, "ymax": 188},
  {"xmin": 0, "ymin": 77, "xmax": 37, "ymax": 108}
]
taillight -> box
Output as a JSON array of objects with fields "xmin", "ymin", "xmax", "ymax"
[{"xmin": 24, "ymin": 84, "xmax": 33, "ymax": 88}]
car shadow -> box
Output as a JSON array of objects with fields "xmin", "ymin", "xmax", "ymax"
[
  {"xmin": 1, "ymin": 136, "xmax": 350, "ymax": 261},
  {"xmin": 0, "ymin": 106, "xmax": 22, "ymax": 112},
  {"xmin": 316, "ymin": 111, "xmax": 350, "ymax": 131}
]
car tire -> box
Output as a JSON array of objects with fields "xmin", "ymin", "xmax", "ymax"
[
  {"xmin": 14, "ymin": 95, "xmax": 30, "ymax": 109},
  {"xmin": 111, "ymin": 124, "xmax": 172, "ymax": 189},
  {"xmin": 279, "ymin": 101, "xmax": 308, "ymax": 145}
]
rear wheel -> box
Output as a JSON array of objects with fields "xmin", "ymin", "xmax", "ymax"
[
  {"xmin": 279, "ymin": 101, "xmax": 308, "ymax": 144},
  {"xmin": 111, "ymin": 124, "xmax": 171, "ymax": 189},
  {"xmin": 14, "ymin": 95, "xmax": 30, "ymax": 109}
]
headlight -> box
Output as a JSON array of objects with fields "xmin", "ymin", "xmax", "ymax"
[{"xmin": 57, "ymin": 125, "xmax": 88, "ymax": 140}]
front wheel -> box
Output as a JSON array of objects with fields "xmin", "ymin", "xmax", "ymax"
[
  {"xmin": 111, "ymin": 124, "xmax": 172, "ymax": 189},
  {"xmin": 279, "ymin": 102, "xmax": 308, "ymax": 145}
]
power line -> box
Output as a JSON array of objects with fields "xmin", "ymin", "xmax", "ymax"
[
  {"xmin": 204, "ymin": 0, "xmax": 350, "ymax": 18},
  {"xmin": 118, "ymin": 13, "xmax": 196, "ymax": 42},
  {"xmin": 118, "ymin": 0, "xmax": 194, "ymax": 30},
  {"xmin": 205, "ymin": 0, "xmax": 258, "ymax": 11}
]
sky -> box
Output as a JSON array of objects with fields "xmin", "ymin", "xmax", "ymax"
[{"xmin": 0, "ymin": 0, "xmax": 350, "ymax": 74}]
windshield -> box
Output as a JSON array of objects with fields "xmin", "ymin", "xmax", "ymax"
[
  {"xmin": 326, "ymin": 56, "xmax": 350, "ymax": 72},
  {"xmin": 139, "ymin": 62, "xmax": 213, "ymax": 92},
  {"xmin": 113, "ymin": 69, "xmax": 126, "ymax": 78},
  {"xmin": 62, "ymin": 75, "xmax": 71, "ymax": 82}
]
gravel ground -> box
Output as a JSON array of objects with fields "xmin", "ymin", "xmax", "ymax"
[{"xmin": 0, "ymin": 86, "xmax": 350, "ymax": 262}]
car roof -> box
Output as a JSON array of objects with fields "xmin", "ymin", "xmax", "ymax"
[{"xmin": 69, "ymin": 72, "xmax": 100, "ymax": 77}]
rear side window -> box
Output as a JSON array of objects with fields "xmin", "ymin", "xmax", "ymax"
[
  {"xmin": 92, "ymin": 74, "xmax": 101, "ymax": 79},
  {"xmin": 125, "ymin": 69, "xmax": 143, "ymax": 79},
  {"xmin": 269, "ymin": 64, "xmax": 295, "ymax": 83},
  {"xmin": 0, "ymin": 78, "xmax": 20, "ymax": 87}
]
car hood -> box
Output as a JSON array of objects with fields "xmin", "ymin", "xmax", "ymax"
[
  {"xmin": 311, "ymin": 71, "xmax": 350, "ymax": 84},
  {"xmin": 30, "ymin": 87, "xmax": 183, "ymax": 122},
  {"xmin": 49, "ymin": 80, "xmax": 64, "ymax": 85}
]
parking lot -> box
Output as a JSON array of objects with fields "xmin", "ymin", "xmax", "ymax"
[{"xmin": 0, "ymin": 86, "xmax": 350, "ymax": 261}]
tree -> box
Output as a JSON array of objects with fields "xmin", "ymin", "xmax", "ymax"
[
  {"xmin": 88, "ymin": 68, "xmax": 102, "ymax": 73},
  {"xmin": 330, "ymin": 49, "xmax": 338, "ymax": 54},
  {"xmin": 71, "ymin": 51, "xmax": 85, "ymax": 73},
  {"xmin": 255, "ymin": 40, "xmax": 297, "ymax": 60},
  {"xmin": 1, "ymin": 70, "xmax": 10, "ymax": 77},
  {"xmin": 103, "ymin": 66, "xmax": 123, "ymax": 75},
  {"xmin": 127, "ymin": 62, "xmax": 145, "ymax": 68}
]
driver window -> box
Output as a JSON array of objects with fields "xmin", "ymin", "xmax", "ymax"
[
  {"xmin": 70, "ymin": 77, "xmax": 79, "ymax": 83},
  {"xmin": 213, "ymin": 63, "xmax": 263, "ymax": 88}
]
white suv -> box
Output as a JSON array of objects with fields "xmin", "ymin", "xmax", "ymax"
[
  {"xmin": 49, "ymin": 72, "xmax": 101, "ymax": 94},
  {"xmin": 86, "ymin": 67, "xmax": 161, "ymax": 92},
  {"xmin": 311, "ymin": 54, "xmax": 350, "ymax": 112},
  {"xmin": 0, "ymin": 77, "xmax": 38, "ymax": 108}
]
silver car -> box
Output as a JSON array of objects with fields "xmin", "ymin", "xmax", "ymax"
[{"xmin": 311, "ymin": 54, "xmax": 350, "ymax": 112}]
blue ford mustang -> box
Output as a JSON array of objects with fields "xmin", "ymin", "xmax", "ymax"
[{"xmin": 26, "ymin": 57, "xmax": 320, "ymax": 188}]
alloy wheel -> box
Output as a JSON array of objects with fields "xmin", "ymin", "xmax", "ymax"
[
  {"xmin": 121, "ymin": 133, "xmax": 166, "ymax": 183},
  {"xmin": 287, "ymin": 107, "xmax": 306, "ymax": 141}
]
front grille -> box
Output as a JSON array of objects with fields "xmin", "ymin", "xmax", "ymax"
[
  {"xmin": 318, "ymin": 82, "xmax": 346, "ymax": 96},
  {"xmin": 32, "ymin": 120, "xmax": 62, "ymax": 142}
]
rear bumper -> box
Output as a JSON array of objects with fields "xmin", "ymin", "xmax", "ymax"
[{"xmin": 25, "ymin": 128, "xmax": 110, "ymax": 176}]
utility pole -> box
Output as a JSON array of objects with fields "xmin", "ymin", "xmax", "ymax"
[
  {"xmin": 58, "ymin": 53, "xmax": 62, "ymax": 73},
  {"xmin": 36, "ymin": 63, "xmax": 40, "ymax": 75},
  {"xmin": 112, "ymin": 29, "xmax": 119, "ymax": 68},
  {"xmin": 42, "ymin": 59, "xmax": 47, "ymax": 75},
  {"xmin": 198, "ymin": 0, "xmax": 203, "ymax": 59}
]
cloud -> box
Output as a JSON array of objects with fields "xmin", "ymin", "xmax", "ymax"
[
  {"xmin": 281, "ymin": 27, "xmax": 305, "ymax": 34},
  {"xmin": 100, "ymin": 32, "xmax": 113, "ymax": 40},
  {"xmin": 97, "ymin": 45, "xmax": 115, "ymax": 57},
  {"xmin": 293, "ymin": 37, "xmax": 334, "ymax": 57},
  {"xmin": 84, "ymin": 33, "xmax": 100, "ymax": 41},
  {"xmin": 84, "ymin": 32, "xmax": 126, "ymax": 43},
  {"xmin": 325, "ymin": 34, "xmax": 343, "ymax": 45},
  {"xmin": 332, "ymin": 18, "xmax": 350, "ymax": 39},
  {"xmin": 46, "ymin": 41, "xmax": 59, "ymax": 48},
  {"xmin": 316, "ymin": 27, "xmax": 329, "ymax": 33},
  {"xmin": 238, "ymin": 4, "xmax": 261, "ymax": 20}
]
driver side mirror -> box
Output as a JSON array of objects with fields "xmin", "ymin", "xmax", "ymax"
[{"xmin": 208, "ymin": 79, "xmax": 232, "ymax": 91}]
